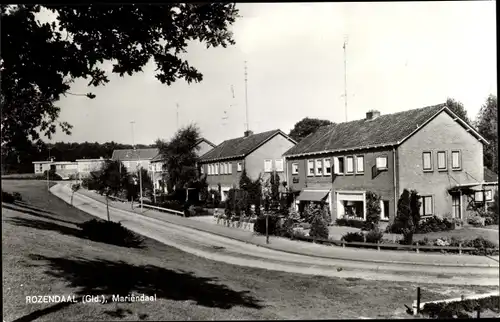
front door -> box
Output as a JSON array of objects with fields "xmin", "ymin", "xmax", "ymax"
[{"xmin": 452, "ymin": 193, "xmax": 461, "ymax": 219}]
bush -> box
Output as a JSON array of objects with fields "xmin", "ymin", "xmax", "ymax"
[
  {"xmin": 298, "ymin": 222, "xmax": 311, "ymax": 230},
  {"xmin": 341, "ymin": 232, "xmax": 365, "ymax": 243},
  {"xmin": 336, "ymin": 218, "xmax": 365, "ymax": 229},
  {"xmin": 413, "ymin": 215, "xmax": 455, "ymax": 233},
  {"xmin": 365, "ymin": 228, "xmax": 384, "ymax": 244},
  {"xmin": 421, "ymin": 295, "xmax": 499, "ymax": 319},
  {"xmin": 365, "ymin": 191, "xmax": 381, "ymax": 230},
  {"xmin": 309, "ymin": 216, "xmax": 329, "ymax": 240},
  {"xmin": 485, "ymin": 217, "xmax": 495, "ymax": 226},
  {"xmin": 77, "ymin": 219, "xmax": 144, "ymax": 248},
  {"xmin": 158, "ymin": 200, "xmax": 184, "ymax": 213},
  {"xmin": 467, "ymin": 215, "xmax": 485, "ymax": 227},
  {"xmin": 43, "ymin": 169, "xmax": 63, "ymax": 181},
  {"xmin": 253, "ymin": 215, "xmax": 279, "ymax": 236},
  {"xmin": 2, "ymin": 190, "xmax": 15, "ymax": 203}
]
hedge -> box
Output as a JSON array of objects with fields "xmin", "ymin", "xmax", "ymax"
[{"xmin": 421, "ymin": 295, "xmax": 499, "ymax": 319}]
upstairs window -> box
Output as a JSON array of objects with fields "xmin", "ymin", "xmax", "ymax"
[
  {"xmin": 275, "ymin": 159, "xmax": 284, "ymax": 172},
  {"xmin": 333, "ymin": 157, "xmax": 344, "ymax": 174},
  {"xmin": 451, "ymin": 150, "xmax": 461, "ymax": 170},
  {"xmin": 292, "ymin": 162, "xmax": 299, "ymax": 175},
  {"xmin": 228, "ymin": 162, "xmax": 233, "ymax": 174},
  {"xmin": 346, "ymin": 156, "xmax": 354, "ymax": 174},
  {"xmin": 437, "ymin": 151, "xmax": 447, "ymax": 170},
  {"xmin": 264, "ymin": 159, "xmax": 272, "ymax": 173},
  {"xmin": 315, "ymin": 159, "xmax": 323, "ymax": 176},
  {"xmin": 215, "ymin": 163, "xmax": 219, "ymax": 175},
  {"xmin": 422, "ymin": 152, "xmax": 432, "ymax": 171},
  {"xmin": 376, "ymin": 156, "xmax": 388, "ymax": 170},
  {"xmin": 356, "ymin": 155, "xmax": 364, "ymax": 173},
  {"xmin": 323, "ymin": 158, "xmax": 331, "ymax": 175},
  {"xmin": 307, "ymin": 160, "xmax": 314, "ymax": 176}
]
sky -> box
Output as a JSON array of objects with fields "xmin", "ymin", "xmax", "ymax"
[{"xmin": 46, "ymin": 1, "xmax": 497, "ymax": 146}]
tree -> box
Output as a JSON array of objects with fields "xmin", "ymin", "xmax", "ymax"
[
  {"xmin": 476, "ymin": 94, "xmax": 498, "ymax": 173},
  {"xmin": 70, "ymin": 182, "xmax": 81, "ymax": 205},
  {"xmin": 365, "ymin": 191, "xmax": 381, "ymax": 230},
  {"xmin": 446, "ymin": 98, "xmax": 471, "ymax": 124},
  {"xmin": 288, "ymin": 117, "xmax": 333, "ymax": 142},
  {"xmin": 97, "ymin": 160, "xmax": 129, "ymax": 220},
  {"xmin": 126, "ymin": 167, "xmax": 154, "ymax": 202},
  {"xmin": 156, "ymin": 124, "xmax": 202, "ymax": 191},
  {"xmin": 392, "ymin": 189, "xmax": 421, "ymax": 245},
  {"xmin": 1, "ymin": 4, "xmax": 239, "ymax": 152}
]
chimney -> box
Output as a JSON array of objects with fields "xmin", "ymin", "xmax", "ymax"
[
  {"xmin": 244, "ymin": 130, "xmax": 254, "ymax": 137},
  {"xmin": 366, "ymin": 110, "xmax": 381, "ymax": 120}
]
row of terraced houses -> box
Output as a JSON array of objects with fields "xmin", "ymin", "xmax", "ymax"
[{"xmin": 34, "ymin": 103, "xmax": 497, "ymax": 225}]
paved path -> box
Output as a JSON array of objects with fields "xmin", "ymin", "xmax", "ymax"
[{"xmin": 51, "ymin": 184, "xmax": 499, "ymax": 286}]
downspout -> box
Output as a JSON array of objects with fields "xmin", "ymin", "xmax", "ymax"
[{"xmin": 393, "ymin": 146, "xmax": 398, "ymax": 223}]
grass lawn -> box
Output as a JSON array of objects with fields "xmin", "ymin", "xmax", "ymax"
[{"xmin": 2, "ymin": 180, "xmax": 498, "ymax": 321}]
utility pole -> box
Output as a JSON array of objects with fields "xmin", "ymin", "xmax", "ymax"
[
  {"xmin": 131, "ymin": 121, "xmax": 143, "ymax": 211},
  {"xmin": 244, "ymin": 61, "xmax": 249, "ymax": 132},
  {"xmin": 343, "ymin": 35, "xmax": 349, "ymax": 122}
]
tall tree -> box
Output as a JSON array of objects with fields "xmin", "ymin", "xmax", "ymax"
[
  {"xmin": 289, "ymin": 117, "xmax": 333, "ymax": 142},
  {"xmin": 1, "ymin": 4, "xmax": 239, "ymax": 151},
  {"xmin": 156, "ymin": 124, "xmax": 201, "ymax": 191},
  {"xmin": 446, "ymin": 97, "xmax": 471, "ymax": 124},
  {"xmin": 97, "ymin": 160, "xmax": 129, "ymax": 220},
  {"xmin": 476, "ymin": 94, "xmax": 498, "ymax": 173}
]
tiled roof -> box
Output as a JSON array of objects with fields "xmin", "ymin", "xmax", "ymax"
[
  {"xmin": 200, "ymin": 129, "xmax": 294, "ymax": 162},
  {"xmin": 111, "ymin": 148, "xmax": 159, "ymax": 161},
  {"xmin": 150, "ymin": 137, "xmax": 216, "ymax": 162},
  {"xmin": 484, "ymin": 167, "xmax": 498, "ymax": 182},
  {"xmin": 284, "ymin": 104, "xmax": 451, "ymax": 157}
]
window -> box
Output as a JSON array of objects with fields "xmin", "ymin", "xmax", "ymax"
[
  {"xmin": 208, "ymin": 164, "xmax": 212, "ymax": 175},
  {"xmin": 315, "ymin": 159, "xmax": 323, "ymax": 176},
  {"xmin": 215, "ymin": 163, "xmax": 219, "ymax": 175},
  {"xmin": 485, "ymin": 190, "xmax": 493, "ymax": 201},
  {"xmin": 380, "ymin": 200, "xmax": 390, "ymax": 220},
  {"xmin": 292, "ymin": 162, "xmax": 299, "ymax": 175},
  {"xmin": 307, "ymin": 160, "xmax": 314, "ymax": 176},
  {"xmin": 421, "ymin": 196, "xmax": 433, "ymax": 216},
  {"xmin": 237, "ymin": 162, "xmax": 242, "ymax": 172},
  {"xmin": 38, "ymin": 164, "xmax": 43, "ymax": 172},
  {"xmin": 437, "ymin": 151, "xmax": 447, "ymax": 170},
  {"xmin": 356, "ymin": 155, "xmax": 364, "ymax": 173},
  {"xmin": 474, "ymin": 191, "xmax": 484, "ymax": 202},
  {"xmin": 228, "ymin": 162, "xmax": 232, "ymax": 174},
  {"xmin": 422, "ymin": 152, "xmax": 432, "ymax": 171},
  {"xmin": 333, "ymin": 157, "xmax": 344, "ymax": 174},
  {"xmin": 275, "ymin": 159, "xmax": 284, "ymax": 172},
  {"xmin": 451, "ymin": 150, "xmax": 461, "ymax": 170},
  {"xmin": 224, "ymin": 163, "xmax": 228, "ymax": 174},
  {"xmin": 200, "ymin": 166, "xmax": 204, "ymax": 174},
  {"xmin": 323, "ymin": 158, "xmax": 331, "ymax": 175},
  {"xmin": 61, "ymin": 165, "xmax": 66, "ymax": 169},
  {"xmin": 376, "ymin": 156, "xmax": 388, "ymax": 170},
  {"xmin": 264, "ymin": 159, "xmax": 272, "ymax": 172},
  {"xmin": 346, "ymin": 156, "xmax": 354, "ymax": 174}
]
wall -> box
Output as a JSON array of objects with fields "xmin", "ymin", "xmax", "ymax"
[
  {"xmin": 398, "ymin": 111, "xmax": 484, "ymax": 219},
  {"xmin": 287, "ymin": 147, "xmax": 397, "ymax": 222},
  {"xmin": 196, "ymin": 141, "xmax": 215, "ymax": 157},
  {"xmin": 204, "ymin": 158, "xmax": 244, "ymax": 190},
  {"xmin": 245, "ymin": 134, "xmax": 295, "ymax": 183},
  {"xmin": 33, "ymin": 163, "xmax": 50, "ymax": 174}
]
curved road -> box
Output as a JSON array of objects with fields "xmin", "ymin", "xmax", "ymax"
[{"xmin": 51, "ymin": 184, "xmax": 499, "ymax": 286}]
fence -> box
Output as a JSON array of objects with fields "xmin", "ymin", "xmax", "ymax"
[
  {"xmin": 106, "ymin": 195, "xmax": 186, "ymax": 216},
  {"xmin": 288, "ymin": 234, "xmax": 499, "ymax": 255}
]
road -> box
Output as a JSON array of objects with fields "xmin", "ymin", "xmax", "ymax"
[{"xmin": 51, "ymin": 183, "xmax": 499, "ymax": 286}]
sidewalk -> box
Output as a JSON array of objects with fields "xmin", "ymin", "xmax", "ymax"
[{"xmin": 75, "ymin": 187, "xmax": 499, "ymax": 268}]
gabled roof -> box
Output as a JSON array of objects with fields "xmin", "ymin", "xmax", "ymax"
[
  {"xmin": 284, "ymin": 103, "xmax": 487, "ymax": 158},
  {"xmin": 484, "ymin": 167, "xmax": 498, "ymax": 183},
  {"xmin": 150, "ymin": 137, "xmax": 216, "ymax": 162},
  {"xmin": 200, "ymin": 129, "xmax": 296, "ymax": 162},
  {"xmin": 111, "ymin": 148, "xmax": 158, "ymax": 161}
]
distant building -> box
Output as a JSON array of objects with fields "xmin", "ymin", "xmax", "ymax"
[
  {"xmin": 111, "ymin": 148, "xmax": 159, "ymax": 174},
  {"xmin": 199, "ymin": 129, "xmax": 296, "ymax": 201},
  {"xmin": 32, "ymin": 160, "xmax": 78, "ymax": 180},
  {"xmin": 75, "ymin": 157, "xmax": 107, "ymax": 178}
]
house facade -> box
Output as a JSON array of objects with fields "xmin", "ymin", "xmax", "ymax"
[
  {"xmin": 198, "ymin": 130, "xmax": 296, "ymax": 201},
  {"xmin": 33, "ymin": 160, "xmax": 78, "ymax": 179},
  {"xmin": 284, "ymin": 104, "xmax": 489, "ymax": 225},
  {"xmin": 75, "ymin": 158, "xmax": 107, "ymax": 178},
  {"xmin": 149, "ymin": 138, "xmax": 216, "ymax": 191},
  {"xmin": 111, "ymin": 148, "xmax": 158, "ymax": 174}
]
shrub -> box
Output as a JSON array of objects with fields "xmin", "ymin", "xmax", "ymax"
[
  {"xmin": 336, "ymin": 218, "xmax": 365, "ymax": 229},
  {"xmin": 253, "ymin": 214, "xmax": 279, "ymax": 235},
  {"xmin": 159, "ymin": 200, "xmax": 184, "ymax": 213},
  {"xmin": 467, "ymin": 215, "xmax": 485, "ymax": 227},
  {"xmin": 2, "ymin": 190, "xmax": 15, "ymax": 203},
  {"xmin": 421, "ymin": 295, "xmax": 499, "ymax": 319},
  {"xmin": 43, "ymin": 169, "xmax": 63, "ymax": 181},
  {"xmin": 488, "ymin": 191, "xmax": 499, "ymax": 225},
  {"xmin": 341, "ymin": 232, "xmax": 365, "ymax": 243},
  {"xmin": 485, "ymin": 217, "xmax": 495, "ymax": 226},
  {"xmin": 365, "ymin": 191, "xmax": 381, "ymax": 230},
  {"xmin": 309, "ymin": 216, "xmax": 329, "ymax": 240},
  {"xmin": 414, "ymin": 215, "xmax": 455, "ymax": 233},
  {"xmin": 392, "ymin": 189, "xmax": 421, "ymax": 245},
  {"xmin": 365, "ymin": 228, "xmax": 384, "ymax": 244},
  {"xmin": 298, "ymin": 222, "xmax": 311, "ymax": 230},
  {"xmin": 77, "ymin": 219, "xmax": 144, "ymax": 248}
]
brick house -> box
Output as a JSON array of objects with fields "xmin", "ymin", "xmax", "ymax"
[
  {"xmin": 198, "ymin": 130, "xmax": 296, "ymax": 201},
  {"xmin": 149, "ymin": 138, "xmax": 216, "ymax": 191},
  {"xmin": 111, "ymin": 148, "xmax": 158, "ymax": 174},
  {"xmin": 283, "ymin": 103, "xmax": 490, "ymax": 225}
]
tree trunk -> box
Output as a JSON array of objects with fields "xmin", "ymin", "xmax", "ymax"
[{"xmin": 71, "ymin": 192, "xmax": 74, "ymax": 205}]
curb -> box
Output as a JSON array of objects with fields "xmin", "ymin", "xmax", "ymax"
[{"xmin": 65, "ymin": 185, "xmax": 499, "ymax": 269}]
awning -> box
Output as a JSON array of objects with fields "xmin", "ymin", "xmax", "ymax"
[{"xmin": 296, "ymin": 189, "xmax": 330, "ymax": 202}]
